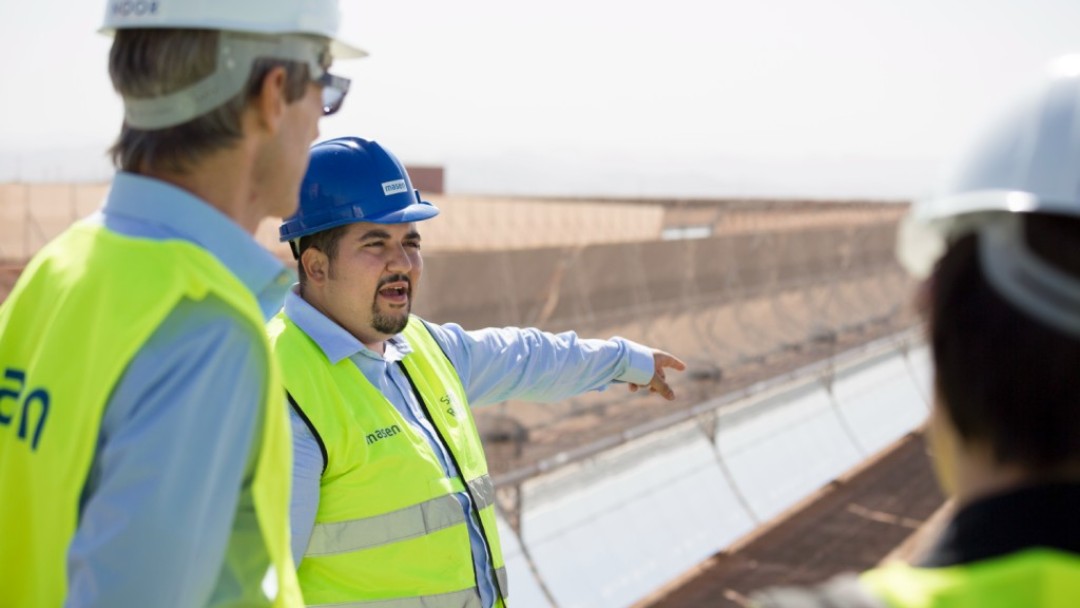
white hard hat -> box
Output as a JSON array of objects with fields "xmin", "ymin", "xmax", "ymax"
[
  {"xmin": 897, "ymin": 54, "xmax": 1080, "ymax": 338},
  {"xmin": 101, "ymin": 0, "xmax": 365, "ymax": 130},
  {"xmin": 101, "ymin": 0, "xmax": 365, "ymax": 58}
]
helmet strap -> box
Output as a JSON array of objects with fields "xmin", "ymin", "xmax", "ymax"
[
  {"xmin": 122, "ymin": 31, "xmax": 327, "ymax": 130},
  {"xmin": 979, "ymin": 215, "xmax": 1080, "ymax": 339}
]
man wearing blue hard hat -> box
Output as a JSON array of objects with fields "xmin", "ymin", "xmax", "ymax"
[{"xmin": 268, "ymin": 136, "xmax": 686, "ymax": 607}]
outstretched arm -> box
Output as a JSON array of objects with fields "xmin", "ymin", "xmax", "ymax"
[{"xmin": 424, "ymin": 321, "xmax": 684, "ymax": 407}]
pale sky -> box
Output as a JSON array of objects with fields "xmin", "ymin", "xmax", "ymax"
[{"xmin": 2, "ymin": 0, "xmax": 1080, "ymax": 198}]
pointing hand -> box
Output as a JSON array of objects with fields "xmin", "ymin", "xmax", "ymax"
[{"xmin": 628, "ymin": 349, "xmax": 687, "ymax": 401}]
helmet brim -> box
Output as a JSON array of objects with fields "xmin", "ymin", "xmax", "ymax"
[
  {"xmin": 279, "ymin": 201, "xmax": 439, "ymax": 242},
  {"xmin": 330, "ymin": 37, "xmax": 368, "ymax": 59},
  {"xmin": 897, "ymin": 189, "xmax": 1071, "ymax": 279},
  {"xmin": 363, "ymin": 201, "xmax": 440, "ymax": 224}
]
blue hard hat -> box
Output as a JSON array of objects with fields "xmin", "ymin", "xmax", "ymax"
[{"xmin": 280, "ymin": 137, "xmax": 439, "ymax": 242}]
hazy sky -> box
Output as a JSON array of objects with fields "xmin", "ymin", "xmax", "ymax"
[{"xmin": 3, "ymin": 0, "xmax": 1080, "ymax": 198}]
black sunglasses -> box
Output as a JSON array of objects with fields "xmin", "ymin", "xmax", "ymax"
[{"xmin": 315, "ymin": 72, "xmax": 351, "ymax": 116}]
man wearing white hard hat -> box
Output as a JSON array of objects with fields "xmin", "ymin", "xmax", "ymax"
[
  {"xmin": 752, "ymin": 56, "xmax": 1080, "ymax": 607},
  {"xmin": 0, "ymin": 2, "xmax": 362, "ymax": 606}
]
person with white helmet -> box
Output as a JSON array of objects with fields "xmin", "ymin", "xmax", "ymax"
[
  {"xmin": 0, "ymin": 2, "xmax": 362, "ymax": 606},
  {"xmin": 268, "ymin": 136, "xmax": 686, "ymax": 608},
  {"xmin": 751, "ymin": 56, "xmax": 1080, "ymax": 607}
]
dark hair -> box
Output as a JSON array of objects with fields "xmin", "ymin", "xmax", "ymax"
[
  {"xmin": 930, "ymin": 214, "xmax": 1080, "ymax": 470},
  {"xmin": 296, "ymin": 225, "xmax": 351, "ymax": 288},
  {"xmin": 108, "ymin": 29, "xmax": 313, "ymax": 174}
]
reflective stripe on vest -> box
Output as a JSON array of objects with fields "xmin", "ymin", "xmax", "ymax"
[
  {"xmin": 0, "ymin": 223, "xmax": 300, "ymax": 607},
  {"xmin": 495, "ymin": 567, "xmax": 510, "ymax": 599},
  {"xmin": 307, "ymin": 475, "xmax": 498, "ymax": 556},
  {"xmin": 468, "ymin": 475, "xmax": 497, "ymax": 512},
  {"xmin": 860, "ymin": 548, "xmax": 1080, "ymax": 607},
  {"xmin": 309, "ymin": 588, "xmax": 483, "ymax": 608},
  {"xmin": 307, "ymin": 572, "xmax": 509, "ymax": 608},
  {"xmin": 268, "ymin": 314, "xmax": 508, "ymax": 606}
]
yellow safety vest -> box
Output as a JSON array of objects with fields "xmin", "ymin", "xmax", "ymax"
[
  {"xmin": 861, "ymin": 549, "xmax": 1080, "ymax": 607},
  {"xmin": 0, "ymin": 222, "xmax": 301, "ymax": 607},
  {"xmin": 268, "ymin": 313, "xmax": 509, "ymax": 608}
]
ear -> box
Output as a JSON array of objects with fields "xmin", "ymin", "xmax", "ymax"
[
  {"xmin": 927, "ymin": 389, "xmax": 960, "ymax": 497},
  {"xmin": 250, "ymin": 65, "xmax": 289, "ymax": 135},
  {"xmin": 301, "ymin": 246, "xmax": 331, "ymax": 285}
]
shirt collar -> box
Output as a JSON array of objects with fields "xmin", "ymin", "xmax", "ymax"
[
  {"xmin": 283, "ymin": 286, "xmax": 412, "ymax": 364},
  {"xmin": 919, "ymin": 482, "xmax": 1080, "ymax": 567},
  {"xmin": 103, "ymin": 172, "xmax": 293, "ymax": 320}
]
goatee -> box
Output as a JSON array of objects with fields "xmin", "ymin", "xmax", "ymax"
[
  {"xmin": 372, "ymin": 273, "xmax": 412, "ymax": 335},
  {"xmin": 372, "ymin": 306, "xmax": 410, "ymax": 335}
]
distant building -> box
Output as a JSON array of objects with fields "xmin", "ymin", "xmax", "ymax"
[{"xmin": 405, "ymin": 165, "xmax": 444, "ymax": 194}]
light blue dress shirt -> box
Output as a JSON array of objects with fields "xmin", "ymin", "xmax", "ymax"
[
  {"xmin": 65, "ymin": 173, "xmax": 293, "ymax": 607},
  {"xmin": 284, "ymin": 288, "xmax": 656, "ymax": 608}
]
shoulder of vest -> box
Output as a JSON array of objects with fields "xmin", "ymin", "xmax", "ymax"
[
  {"xmin": 267, "ymin": 312, "xmax": 326, "ymax": 361},
  {"xmin": 402, "ymin": 316, "xmax": 456, "ymax": 368},
  {"xmin": 85, "ymin": 224, "xmax": 252, "ymax": 295},
  {"xmin": 750, "ymin": 574, "xmax": 886, "ymax": 608},
  {"xmin": 266, "ymin": 312, "xmax": 290, "ymax": 342},
  {"xmin": 402, "ymin": 315, "xmax": 434, "ymax": 340},
  {"xmin": 21, "ymin": 223, "xmax": 258, "ymax": 320}
]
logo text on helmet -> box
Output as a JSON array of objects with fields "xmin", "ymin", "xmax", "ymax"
[
  {"xmin": 111, "ymin": 1, "xmax": 159, "ymax": 17},
  {"xmin": 382, "ymin": 180, "xmax": 407, "ymax": 196}
]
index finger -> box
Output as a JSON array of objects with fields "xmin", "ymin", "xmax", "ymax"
[{"xmin": 655, "ymin": 350, "xmax": 687, "ymax": 371}]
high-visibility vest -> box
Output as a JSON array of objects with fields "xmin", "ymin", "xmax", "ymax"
[
  {"xmin": 268, "ymin": 313, "xmax": 509, "ymax": 608},
  {"xmin": 0, "ymin": 222, "xmax": 301, "ymax": 607},
  {"xmin": 861, "ymin": 549, "xmax": 1080, "ymax": 607}
]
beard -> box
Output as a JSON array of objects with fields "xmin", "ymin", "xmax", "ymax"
[
  {"xmin": 371, "ymin": 273, "xmax": 412, "ymax": 335},
  {"xmin": 371, "ymin": 303, "xmax": 410, "ymax": 335}
]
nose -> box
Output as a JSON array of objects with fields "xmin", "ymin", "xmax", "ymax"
[{"xmin": 386, "ymin": 243, "xmax": 413, "ymax": 273}]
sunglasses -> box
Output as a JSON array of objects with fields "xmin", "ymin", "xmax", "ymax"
[{"xmin": 315, "ymin": 71, "xmax": 351, "ymax": 116}]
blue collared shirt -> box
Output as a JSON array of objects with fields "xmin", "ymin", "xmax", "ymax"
[
  {"xmin": 65, "ymin": 173, "xmax": 293, "ymax": 607},
  {"xmin": 284, "ymin": 288, "xmax": 655, "ymax": 608}
]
